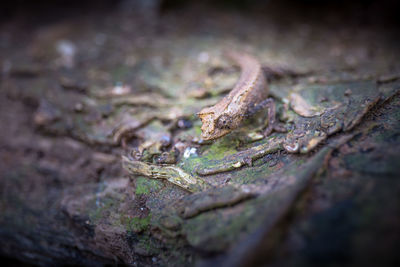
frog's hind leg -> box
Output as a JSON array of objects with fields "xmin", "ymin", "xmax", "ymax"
[{"xmin": 248, "ymin": 98, "xmax": 286, "ymax": 136}]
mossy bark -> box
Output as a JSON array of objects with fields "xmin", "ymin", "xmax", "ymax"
[{"xmin": 1, "ymin": 1, "xmax": 400, "ymax": 266}]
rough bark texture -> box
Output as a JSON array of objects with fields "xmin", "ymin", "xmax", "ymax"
[{"xmin": 1, "ymin": 1, "xmax": 400, "ymax": 266}]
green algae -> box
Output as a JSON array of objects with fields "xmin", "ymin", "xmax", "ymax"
[
  {"xmin": 126, "ymin": 215, "xmax": 152, "ymax": 233},
  {"xmin": 135, "ymin": 176, "xmax": 164, "ymax": 195},
  {"xmin": 200, "ymin": 135, "xmax": 240, "ymax": 160}
]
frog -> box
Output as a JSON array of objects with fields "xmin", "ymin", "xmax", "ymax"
[{"xmin": 197, "ymin": 50, "xmax": 286, "ymax": 140}]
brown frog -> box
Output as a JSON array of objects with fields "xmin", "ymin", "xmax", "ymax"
[{"xmin": 198, "ymin": 50, "xmax": 284, "ymax": 140}]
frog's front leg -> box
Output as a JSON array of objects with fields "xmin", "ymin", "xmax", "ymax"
[{"xmin": 247, "ymin": 98, "xmax": 287, "ymax": 136}]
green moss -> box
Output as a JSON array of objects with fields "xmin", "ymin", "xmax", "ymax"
[
  {"xmin": 135, "ymin": 176, "xmax": 164, "ymax": 195},
  {"xmin": 126, "ymin": 214, "xmax": 152, "ymax": 233},
  {"xmin": 196, "ymin": 134, "xmax": 240, "ymax": 164},
  {"xmin": 229, "ymin": 162, "xmax": 274, "ymax": 184}
]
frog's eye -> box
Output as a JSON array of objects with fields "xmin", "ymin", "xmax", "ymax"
[{"xmin": 216, "ymin": 115, "xmax": 232, "ymax": 129}]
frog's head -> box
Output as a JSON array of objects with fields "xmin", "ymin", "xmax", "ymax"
[{"xmin": 197, "ymin": 110, "xmax": 234, "ymax": 140}]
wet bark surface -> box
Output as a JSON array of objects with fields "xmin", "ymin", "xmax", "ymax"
[{"xmin": 1, "ymin": 1, "xmax": 400, "ymax": 266}]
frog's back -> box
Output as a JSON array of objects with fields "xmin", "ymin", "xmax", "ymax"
[{"xmin": 225, "ymin": 51, "xmax": 268, "ymax": 116}]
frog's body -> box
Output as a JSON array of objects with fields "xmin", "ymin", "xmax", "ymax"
[{"xmin": 198, "ymin": 51, "xmax": 273, "ymax": 140}]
